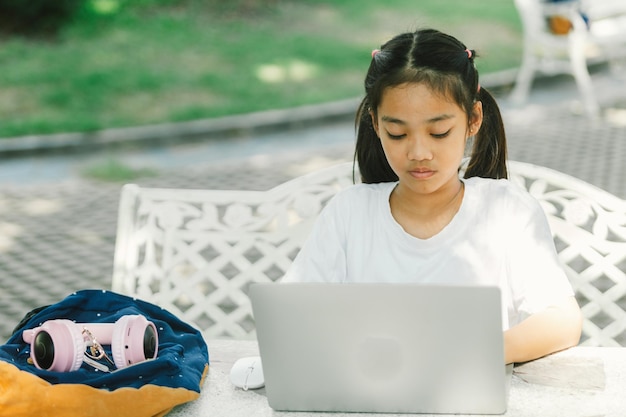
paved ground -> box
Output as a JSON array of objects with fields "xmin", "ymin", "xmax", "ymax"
[{"xmin": 1, "ymin": 65, "xmax": 625, "ymax": 342}]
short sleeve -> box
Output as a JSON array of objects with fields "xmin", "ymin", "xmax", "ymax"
[
  {"xmin": 505, "ymin": 194, "xmax": 574, "ymax": 322},
  {"xmin": 281, "ymin": 193, "xmax": 348, "ymax": 283}
]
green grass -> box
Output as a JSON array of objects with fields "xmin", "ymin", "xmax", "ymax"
[
  {"xmin": 82, "ymin": 156, "xmax": 158, "ymax": 181},
  {"xmin": 0, "ymin": 0, "xmax": 523, "ymax": 138}
]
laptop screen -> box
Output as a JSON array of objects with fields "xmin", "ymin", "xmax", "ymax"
[{"xmin": 250, "ymin": 283, "xmax": 510, "ymax": 415}]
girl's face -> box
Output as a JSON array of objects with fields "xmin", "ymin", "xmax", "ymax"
[{"xmin": 372, "ymin": 82, "xmax": 482, "ymax": 198}]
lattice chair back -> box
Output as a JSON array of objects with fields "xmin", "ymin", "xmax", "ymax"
[
  {"xmin": 508, "ymin": 160, "xmax": 626, "ymax": 347},
  {"xmin": 112, "ymin": 162, "xmax": 358, "ymax": 339},
  {"xmin": 113, "ymin": 160, "xmax": 626, "ymax": 346}
]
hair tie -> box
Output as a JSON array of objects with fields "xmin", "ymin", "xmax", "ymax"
[
  {"xmin": 371, "ymin": 49, "xmax": 381, "ymax": 58},
  {"xmin": 465, "ymin": 49, "xmax": 473, "ymax": 59}
]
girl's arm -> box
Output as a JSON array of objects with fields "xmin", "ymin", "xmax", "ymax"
[{"xmin": 503, "ymin": 296, "xmax": 583, "ymax": 364}]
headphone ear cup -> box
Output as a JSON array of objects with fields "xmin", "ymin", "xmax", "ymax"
[
  {"xmin": 111, "ymin": 315, "xmax": 130, "ymax": 369},
  {"xmin": 111, "ymin": 315, "xmax": 158, "ymax": 369},
  {"xmin": 31, "ymin": 319, "xmax": 84, "ymax": 372}
]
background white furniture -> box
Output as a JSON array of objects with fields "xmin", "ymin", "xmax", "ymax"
[
  {"xmin": 112, "ymin": 161, "xmax": 626, "ymax": 346},
  {"xmin": 508, "ymin": 161, "xmax": 626, "ymax": 347},
  {"xmin": 510, "ymin": 0, "xmax": 626, "ymax": 117},
  {"xmin": 112, "ymin": 162, "xmax": 357, "ymax": 339}
]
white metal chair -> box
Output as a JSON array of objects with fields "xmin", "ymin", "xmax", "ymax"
[
  {"xmin": 510, "ymin": 0, "xmax": 626, "ymax": 117},
  {"xmin": 112, "ymin": 161, "xmax": 626, "ymax": 346},
  {"xmin": 508, "ymin": 160, "xmax": 626, "ymax": 347},
  {"xmin": 112, "ymin": 162, "xmax": 358, "ymax": 339}
]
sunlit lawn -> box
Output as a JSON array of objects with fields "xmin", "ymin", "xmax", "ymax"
[{"xmin": 0, "ymin": 0, "xmax": 523, "ymax": 138}]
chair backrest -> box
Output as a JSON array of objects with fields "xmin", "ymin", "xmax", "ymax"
[
  {"xmin": 112, "ymin": 162, "xmax": 358, "ymax": 339},
  {"xmin": 515, "ymin": 0, "xmax": 626, "ymax": 42},
  {"xmin": 514, "ymin": 0, "xmax": 549, "ymax": 38},
  {"xmin": 508, "ymin": 160, "xmax": 626, "ymax": 347},
  {"xmin": 514, "ymin": 0, "xmax": 591, "ymax": 41},
  {"xmin": 112, "ymin": 161, "xmax": 626, "ymax": 346}
]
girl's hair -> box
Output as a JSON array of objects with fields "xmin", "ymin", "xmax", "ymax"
[{"xmin": 354, "ymin": 28, "xmax": 508, "ymax": 183}]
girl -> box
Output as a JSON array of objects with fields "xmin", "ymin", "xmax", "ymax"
[{"xmin": 282, "ymin": 28, "xmax": 582, "ymax": 364}]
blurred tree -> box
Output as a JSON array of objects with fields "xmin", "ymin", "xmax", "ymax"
[{"xmin": 0, "ymin": 0, "xmax": 86, "ymax": 37}]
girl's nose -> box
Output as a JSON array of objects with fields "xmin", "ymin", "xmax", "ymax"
[{"xmin": 406, "ymin": 135, "xmax": 433, "ymax": 161}]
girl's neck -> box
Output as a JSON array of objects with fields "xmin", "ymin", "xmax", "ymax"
[{"xmin": 389, "ymin": 179, "xmax": 465, "ymax": 240}]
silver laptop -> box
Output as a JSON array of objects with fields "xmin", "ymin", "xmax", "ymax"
[{"xmin": 249, "ymin": 283, "xmax": 512, "ymax": 415}]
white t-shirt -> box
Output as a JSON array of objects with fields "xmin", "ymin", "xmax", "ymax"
[{"xmin": 282, "ymin": 177, "xmax": 574, "ymax": 329}]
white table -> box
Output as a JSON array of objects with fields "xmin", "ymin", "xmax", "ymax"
[{"xmin": 169, "ymin": 340, "xmax": 626, "ymax": 417}]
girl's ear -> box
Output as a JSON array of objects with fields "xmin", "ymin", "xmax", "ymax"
[
  {"xmin": 469, "ymin": 101, "xmax": 483, "ymax": 136},
  {"xmin": 369, "ymin": 110, "xmax": 380, "ymax": 137}
]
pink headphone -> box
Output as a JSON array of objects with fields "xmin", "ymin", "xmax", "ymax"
[{"xmin": 22, "ymin": 315, "xmax": 158, "ymax": 372}]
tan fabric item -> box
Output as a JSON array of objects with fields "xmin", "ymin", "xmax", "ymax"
[{"xmin": 0, "ymin": 361, "xmax": 208, "ymax": 417}]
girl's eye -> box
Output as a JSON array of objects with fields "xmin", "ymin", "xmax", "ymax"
[
  {"xmin": 432, "ymin": 129, "xmax": 451, "ymax": 139},
  {"xmin": 386, "ymin": 131, "xmax": 405, "ymax": 140}
]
